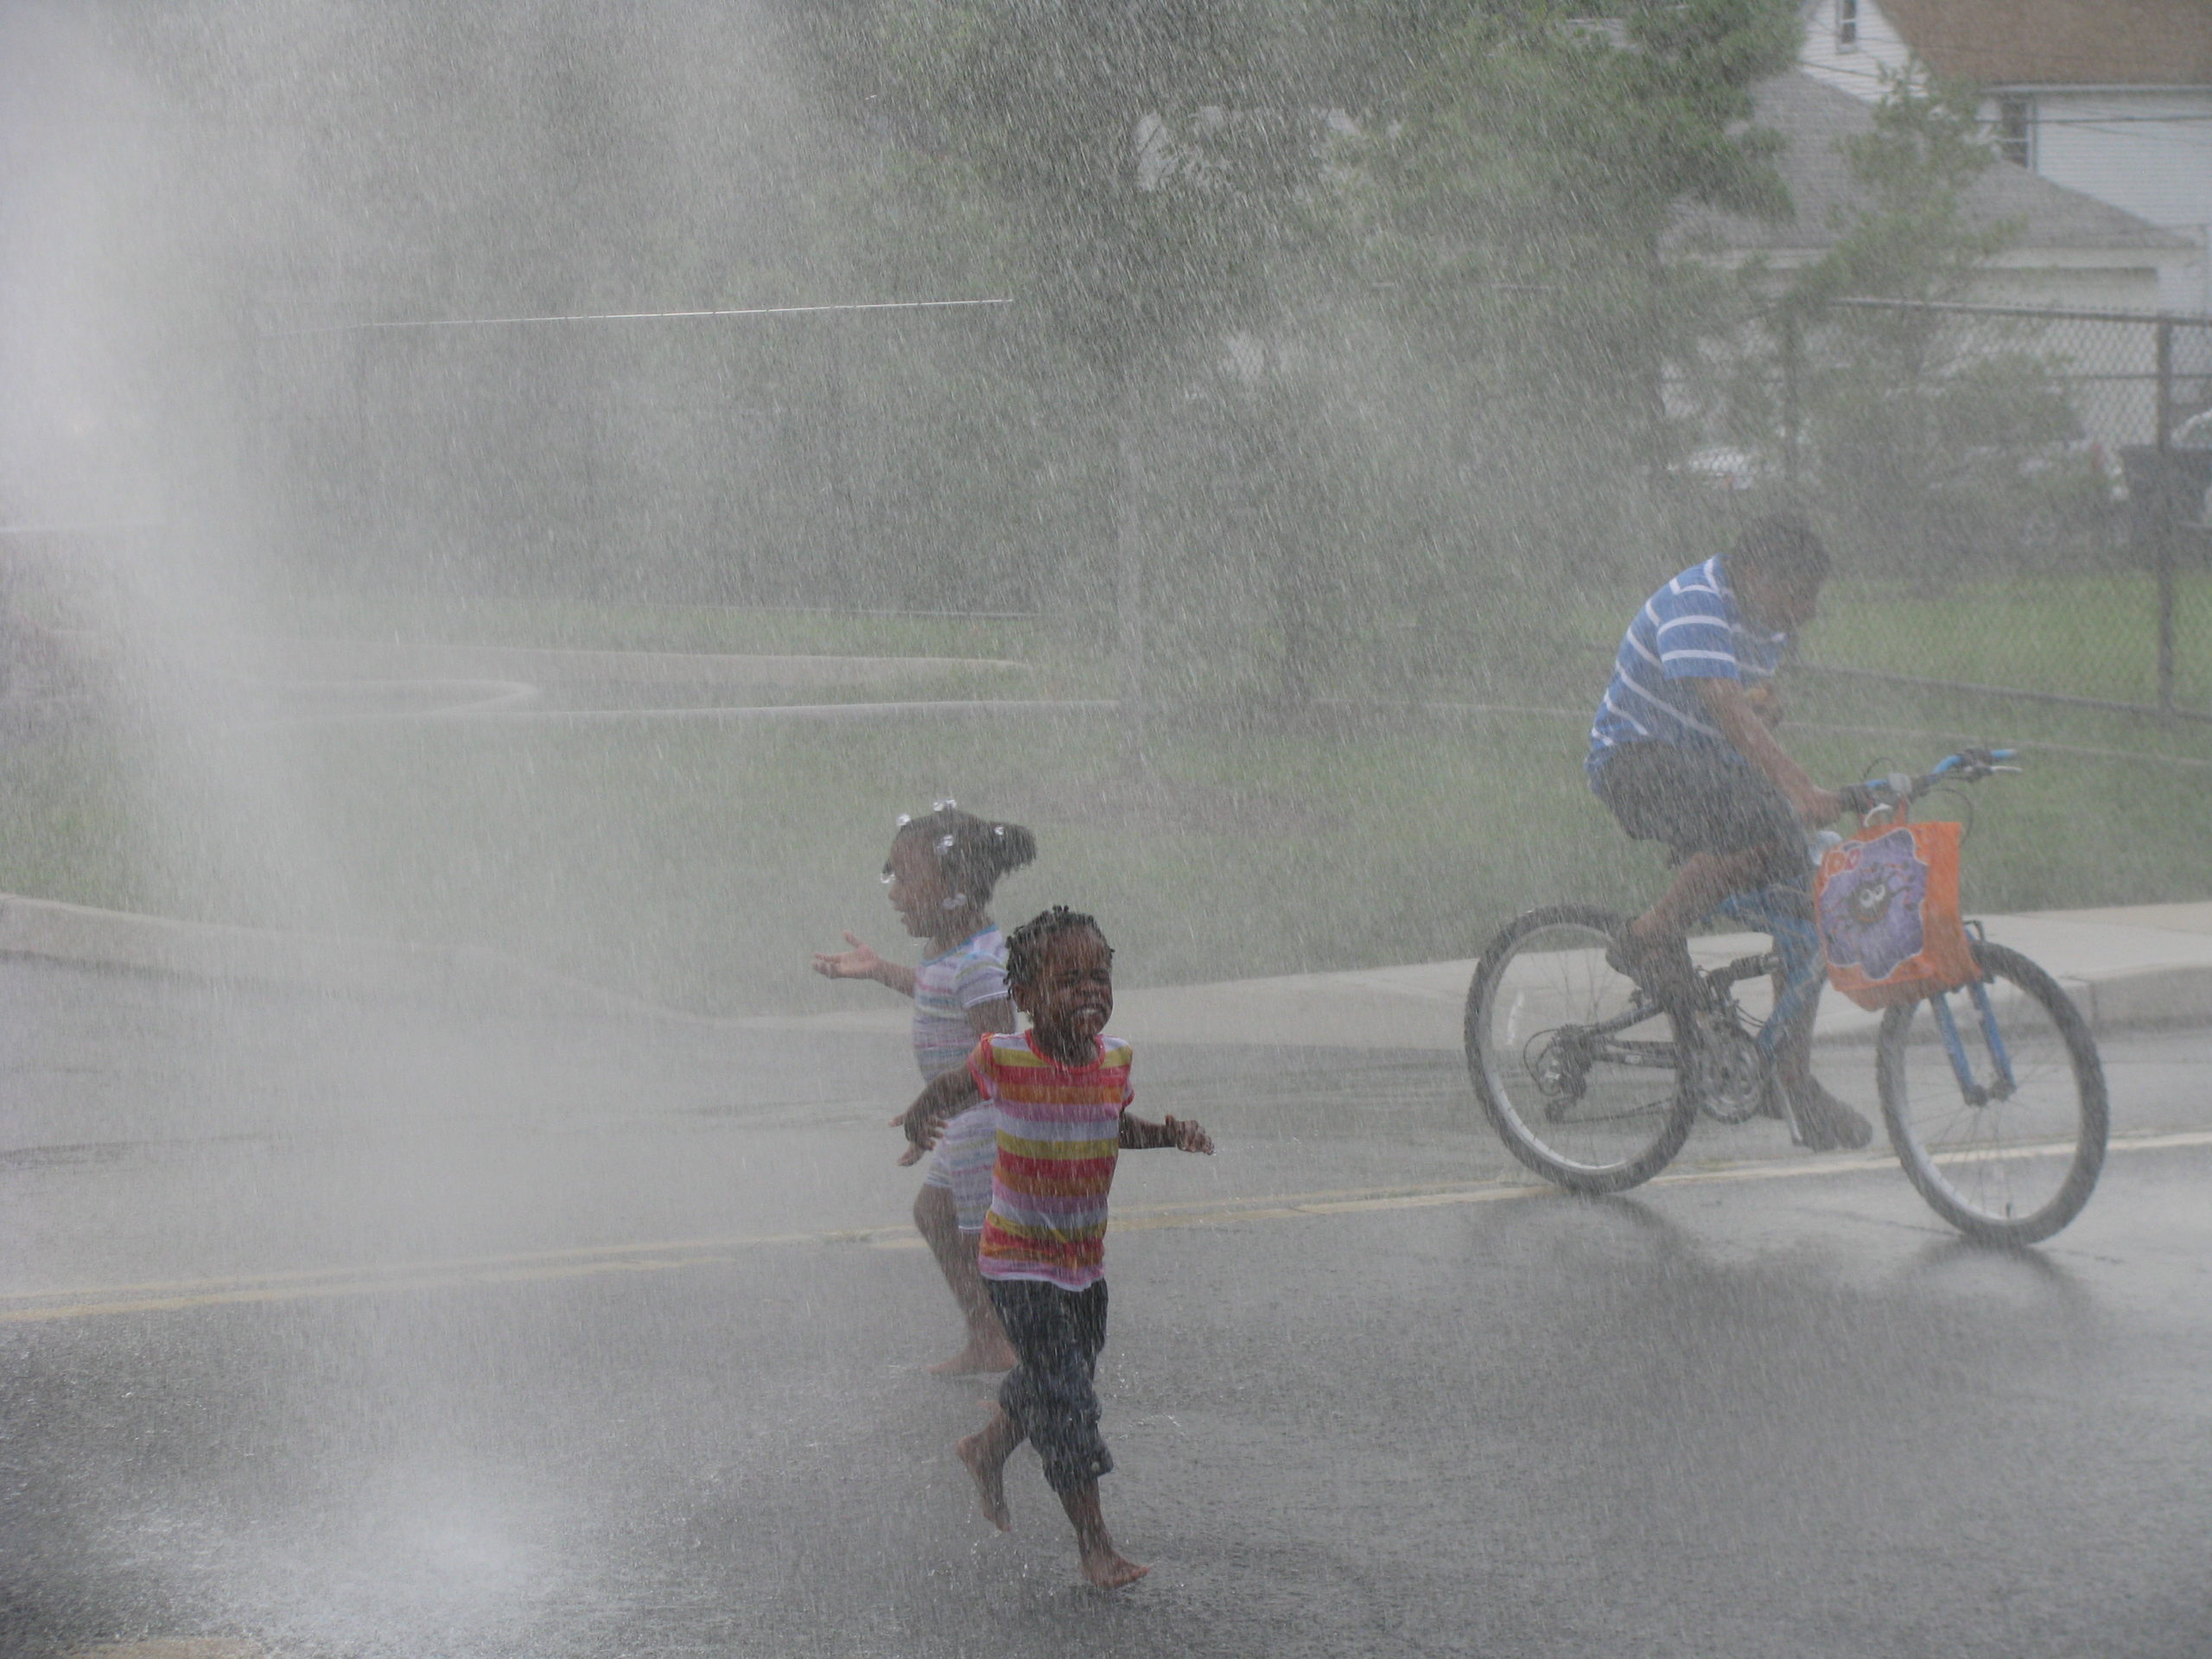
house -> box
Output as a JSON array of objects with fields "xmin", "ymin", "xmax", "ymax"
[
  {"xmin": 1669, "ymin": 73, "xmax": 2198, "ymax": 445},
  {"xmin": 1671, "ymin": 72, "xmax": 2197, "ymax": 315},
  {"xmin": 1798, "ymin": 0, "xmax": 2212, "ymax": 312}
]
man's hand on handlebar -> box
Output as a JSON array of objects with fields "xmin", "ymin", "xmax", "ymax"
[
  {"xmin": 1789, "ymin": 782, "xmax": 1846, "ymax": 827},
  {"xmin": 1834, "ymin": 750, "xmax": 2023, "ymax": 818}
]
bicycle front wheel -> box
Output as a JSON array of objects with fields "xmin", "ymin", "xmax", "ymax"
[
  {"xmin": 1465, "ymin": 906, "xmax": 1697, "ymax": 1194},
  {"xmin": 1877, "ymin": 941, "xmax": 2107, "ymax": 1245}
]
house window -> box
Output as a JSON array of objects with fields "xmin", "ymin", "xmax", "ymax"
[
  {"xmin": 1837, "ymin": 0, "xmax": 1859, "ymax": 49},
  {"xmin": 1995, "ymin": 94, "xmax": 2035, "ymax": 167}
]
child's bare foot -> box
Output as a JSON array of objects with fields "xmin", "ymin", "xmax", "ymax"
[
  {"xmin": 1080, "ymin": 1544, "xmax": 1149, "ymax": 1589},
  {"xmin": 926, "ymin": 1337, "xmax": 1018, "ymax": 1376},
  {"xmin": 1061, "ymin": 1482, "xmax": 1142, "ymax": 1586},
  {"xmin": 957, "ymin": 1427, "xmax": 1013, "ymax": 1531}
]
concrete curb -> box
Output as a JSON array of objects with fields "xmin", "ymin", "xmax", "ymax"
[
  {"xmin": 0, "ymin": 893, "xmax": 677, "ymax": 1024},
  {"xmin": 2071, "ymin": 963, "xmax": 2212, "ymax": 1033},
  {"xmin": 3, "ymin": 890, "xmax": 2208, "ymax": 1047},
  {"xmin": 251, "ymin": 639, "xmax": 1039, "ymax": 689}
]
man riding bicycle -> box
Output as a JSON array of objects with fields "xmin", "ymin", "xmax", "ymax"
[{"xmin": 1586, "ymin": 513, "xmax": 1870, "ymax": 1151}]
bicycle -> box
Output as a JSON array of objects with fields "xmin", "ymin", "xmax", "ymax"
[{"xmin": 1463, "ymin": 750, "xmax": 2108, "ymax": 1246}]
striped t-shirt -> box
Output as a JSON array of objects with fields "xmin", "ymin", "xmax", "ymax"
[
  {"xmin": 970, "ymin": 1031, "xmax": 1133, "ymax": 1291},
  {"xmin": 911, "ymin": 927, "xmax": 1009, "ymax": 1081},
  {"xmin": 1587, "ymin": 556, "xmax": 1788, "ymax": 779}
]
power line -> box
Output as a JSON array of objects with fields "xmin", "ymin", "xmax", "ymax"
[
  {"xmin": 1793, "ymin": 63, "xmax": 2212, "ymax": 149},
  {"xmin": 2030, "ymin": 114, "xmax": 2212, "ymax": 124},
  {"xmin": 262, "ymin": 296, "xmax": 1014, "ymax": 340},
  {"xmin": 1806, "ymin": 54, "xmax": 2212, "ymax": 102},
  {"xmin": 1812, "ymin": 35, "xmax": 2212, "ymax": 86}
]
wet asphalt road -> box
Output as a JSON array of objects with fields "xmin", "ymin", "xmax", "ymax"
[{"xmin": 3, "ymin": 962, "xmax": 2210, "ymax": 1658}]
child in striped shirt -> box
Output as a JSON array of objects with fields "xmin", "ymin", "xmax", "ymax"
[
  {"xmin": 814, "ymin": 804, "xmax": 1037, "ymax": 1374},
  {"xmin": 898, "ymin": 906, "xmax": 1212, "ymax": 1589}
]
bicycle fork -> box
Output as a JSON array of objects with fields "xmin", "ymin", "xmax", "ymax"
[{"xmin": 1928, "ymin": 977, "xmax": 2018, "ymax": 1107}]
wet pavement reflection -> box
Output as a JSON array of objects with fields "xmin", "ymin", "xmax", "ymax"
[{"xmin": 3, "ymin": 963, "xmax": 2209, "ymax": 1657}]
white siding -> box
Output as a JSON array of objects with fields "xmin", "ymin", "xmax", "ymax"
[
  {"xmin": 1790, "ymin": 3, "xmax": 2211, "ymax": 310},
  {"xmin": 1983, "ymin": 88, "xmax": 2212, "ymax": 312},
  {"xmin": 1974, "ymin": 260, "xmax": 2170, "ymax": 315},
  {"xmin": 1799, "ymin": 0, "xmax": 1913, "ymax": 101}
]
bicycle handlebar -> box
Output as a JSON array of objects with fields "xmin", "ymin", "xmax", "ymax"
[{"xmin": 1835, "ymin": 747, "xmax": 2020, "ymax": 817}]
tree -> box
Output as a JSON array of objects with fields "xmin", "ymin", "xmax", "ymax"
[
  {"xmin": 1325, "ymin": 0, "xmax": 1801, "ymax": 639},
  {"xmin": 1779, "ymin": 70, "xmax": 2094, "ymax": 573},
  {"xmin": 796, "ymin": 1, "xmax": 1355, "ymax": 747},
  {"xmin": 1790, "ymin": 65, "xmax": 2017, "ymax": 311},
  {"xmin": 792, "ymin": 2, "xmax": 1808, "ymax": 712}
]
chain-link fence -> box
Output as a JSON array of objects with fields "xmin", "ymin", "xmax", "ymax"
[
  {"xmin": 1672, "ymin": 297, "xmax": 2212, "ymax": 726},
  {"xmin": 253, "ymin": 289, "xmax": 2212, "ymax": 728},
  {"xmin": 249, "ymin": 298, "xmax": 1068, "ymax": 613}
]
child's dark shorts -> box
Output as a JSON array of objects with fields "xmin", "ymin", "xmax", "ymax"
[
  {"xmin": 986, "ymin": 1278, "xmax": 1112, "ymax": 1493},
  {"xmin": 1593, "ymin": 740, "xmax": 1805, "ymax": 891}
]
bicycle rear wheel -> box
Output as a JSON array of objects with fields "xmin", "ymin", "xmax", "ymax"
[
  {"xmin": 1465, "ymin": 906, "xmax": 1697, "ymax": 1194},
  {"xmin": 1877, "ymin": 941, "xmax": 2107, "ymax": 1246}
]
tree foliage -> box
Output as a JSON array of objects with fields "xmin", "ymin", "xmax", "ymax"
[
  {"xmin": 1779, "ymin": 70, "xmax": 2105, "ymax": 574},
  {"xmin": 788, "ymin": 2, "xmax": 1814, "ymax": 700},
  {"xmin": 1790, "ymin": 65, "xmax": 2018, "ymax": 309}
]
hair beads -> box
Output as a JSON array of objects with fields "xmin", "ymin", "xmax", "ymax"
[{"xmin": 888, "ymin": 804, "xmax": 1039, "ymax": 909}]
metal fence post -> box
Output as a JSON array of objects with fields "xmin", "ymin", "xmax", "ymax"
[
  {"xmin": 2156, "ymin": 319, "xmax": 2176, "ymax": 725},
  {"xmin": 1115, "ymin": 359, "xmax": 1147, "ymax": 769},
  {"xmin": 1780, "ymin": 310, "xmax": 1802, "ymax": 486}
]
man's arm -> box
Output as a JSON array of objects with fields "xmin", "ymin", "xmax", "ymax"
[{"xmin": 1696, "ymin": 679, "xmax": 1842, "ymax": 824}]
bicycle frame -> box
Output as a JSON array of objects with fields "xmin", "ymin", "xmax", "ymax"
[
  {"xmin": 1691, "ymin": 757, "xmax": 2031, "ymax": 1117},
  {"xmin": 1465, "ymin": 747, "xmax": 2104, "ymax": 1238},
  {"xmin": 1707, "ymin": 881, "xmax": 1826, "ymax": 1059}
]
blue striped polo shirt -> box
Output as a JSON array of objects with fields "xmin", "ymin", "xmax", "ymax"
[{"xmin": 1587, "ymin": 556, "xmax": 1787, "ymax": 780}]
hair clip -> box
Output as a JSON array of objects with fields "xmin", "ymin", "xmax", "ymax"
[
  {"xmin": 937, "ymin": 835, "xmax": 956, "ymax": 854},
  {"xmin": 941, "ymin": 892, "xmax": 969, "ymax": 911},
  {"xmin": 893, "ymin": 812, "xmax": 912, "ymax": 828},
  {"xmin": 932, "ymin": 798, "xmax": 957, "ymax": 813}
]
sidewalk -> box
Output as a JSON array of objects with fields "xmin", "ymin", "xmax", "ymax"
[
  {"xmin": 747, "ymin": 901, "xmax": 2212, "ymax": 1050},
  {"xmin": 1111, "ymin": 901, "xmax": 2212, "ymax": 1050},
  {"xmin": 3, "ymin": 890, "xmax": 2207, "ymax": 1050}
]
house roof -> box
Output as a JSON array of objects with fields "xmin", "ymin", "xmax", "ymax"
[
  {"xmin": 1669, "ymin": 72, "xmax": 2196, "ymax": 255},
  {"xmin": 1877, "ymin": 0, "xmax": 2212, "ymax": 89}
]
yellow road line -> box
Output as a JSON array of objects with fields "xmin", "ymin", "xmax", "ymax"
[{"xmin": 7, "ymin": 1128, "xmax": 2206, "ymax": 1326}]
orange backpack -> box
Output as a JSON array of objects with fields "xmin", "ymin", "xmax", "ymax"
[{"xmin": 1814, "ymin": 817, "xmax": 1978, "ymax": 1011}]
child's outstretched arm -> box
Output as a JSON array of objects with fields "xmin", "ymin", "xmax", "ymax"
[
  {"xmin": 893, "ymin": 1067, "xmax": 983, "ymax": 1161},
  {"xmin": 1119, "ymin": 1112, "xmax": 1213, "ymax": 1154},
  {"xmin": 813, "ymin": 933, "xmax": 918, "ymax": 997}
]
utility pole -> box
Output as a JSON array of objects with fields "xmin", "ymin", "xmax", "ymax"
[
  {"xmin": 1780, "ymin": 310, "xmax": 1802, "ymax": 487},
  {"xmin": 1115, "ymin": 359, "xmax": 1147, "ymax": 770},
  {"xmin": 2155, "ymin": 318, "xmax": 2176, "ymax": 726}
]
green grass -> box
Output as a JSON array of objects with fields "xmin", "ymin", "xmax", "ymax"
[
  {"xmin": 262, "ymin": 593, "xmax": 1097, "ymax": 686},
  {"xmin": 4, "ymin": 689, "xmax": 2206, "ymax": 1017},
  {"xmin": 1807, "ymin": 569, "xmax": 2212, "ymax": 711},
  {"xmin": 3, "ymin": 573, "xmax": 2205, "ymax": 1014},
  {"xmin": 259, "ymin": 569, "xmax": 2212, "ymax": 714}
]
